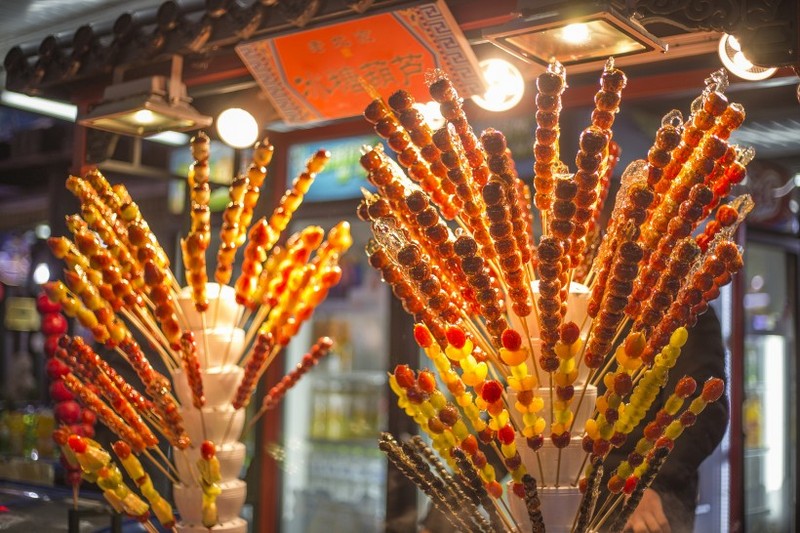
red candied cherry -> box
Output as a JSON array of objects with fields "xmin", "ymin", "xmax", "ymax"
[
  {"xmin": 501, "ymin": 328, "xmax": 522, "ymax": 351},
  {"xmin": 112, "ymin": 441, "xmax": 132, "ymax": 459},
  {"xmin": 623, "ymin": 475, "xmax": 639, "ymax": 495},
  {"xmin": 445, "ymin": 326, "xmax": 467, "ymax": 349},
  {"xmin": 674, "ymin": 376, "xmax": 697, "ymax": 398},
  {"xmin": 655, "ymin": 411, "xmax": 674, "ymax": 427},
  {"xmin": 460, "ymin": 434, "xmax": 479, "ymax": 456},
  {"xmin": 679, "ymin": 410, "xmax": 697, "ymax": 427},
  {"xmin": 604, "ymin": 408, "xmax": 619, "ymax": 424},
  {"xmin": 67, "ymin": 434, "xmax": 87, "ymax": 453},
  {"xmin": 701, "ymin": 378, "xmax": 725, "ymax": 402},
  {"xmin": 417, "ymin": 370, "xmax": 436, "ymax": 394},
  {"xmin": 480, "ymin": 380, "xmax": 503, "ymax": 404},
  {"xmin": 438, "ymin": 404, "xmax": 459, "ymax": 427},
  {"xmin": 200, "ymin": 440, "xmax": 216, "ymax": 460},
  {"xmin": 528, "ymin": 434, "xmax": 545, "ymax": 451},
  {"xmin": 610, "ymin": 432, "xmax": 627, "ymax": 448},
  {"xmin": 556, "ymin": 385, "xmax": 574, "ymax": 402},
  {"xmin": 472, "ymin": 451, "xmax": 488, "ymax": 468},
  {"xmin": 578, "ymin": 477, "xmax": 589, "ymax": 493},
  {"xmin": 301, "ymin": 354, "xmax": 315, "ymax": 369},
  {"xmin": 581, "ymin": 435, "xmax": 594, "ymax": 453},
  {"xmin": 393, "ymin": 365, "xmax": 416, "ymax": 389},
  {"xmin": 413, "ymin": 324, "xmax": 433, "ymax": 348},
  {"xmin": 644, "ymin": 422, "xmax": 662, "ymax": 441},
  {"xmin": 498, "ymin": 424, "xmax": 516, "ymax": 445},
  {"xmin": 716, "ymin": 204, "xmax": 738, "ymax": 226},
  {"xmin": 512, "ymin": 482, "xmax": 525, "ymax": 498},
  {"xmin": 559, "ymin": 321, "xmax": 581, "ymax": 345},
  {"xmin": 46, "ymin": 358, "xmax": 70, "ymax": 379},
  {"xmin": 52, "ymin": 427, "xmax": 70, "ymax": 446}
]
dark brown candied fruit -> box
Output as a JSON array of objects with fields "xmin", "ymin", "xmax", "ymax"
[
  {"xmin": 363, "ymin": 99, "xmax": 387, "ymax": 123},
  {"xmin": 535, "ymin": 128, "xmax": 558, "ymax": 145},
  {"xmin": 480, "ymin": 128, "xmax": 507, "ymax": 154},
  {"xmin": 490, "ymin": 221, "xmax": 513, "ymax": 239},
  {"xmin": 579, "ymin": 127, "xmax": 608, "ymax": 154},
  {"xmin": 360, "ymin": 150, "xmax": 383, "ymax": 172},
  {"xmin": 409, "ymin": 128, "xmax": 433, "ymax": 148},
  {"xmin": 605, "ymin": 295, "xmax": 628, "ymax": 314},
  {"xmin": 550, "ymin": 219, "xmax": 573, "ymax": 239},
  {"xmin": 501, "ymin": 254, "xmax": 522, "ymax": 271},
  {"xmin": 368, "ymin": 250, "xmax": 390, "ymax": 270},
  {"xmin": 702, "ymin": 135, "xmax": 728, "ymax": 160},
  {"xmin": 397, "ymin": 148, "xmax": 418, "ymax": 168},
  {"xmin": 703, "ymin": 91, "xmax": 728, "ymax": 116},
  {"xmin": 554, "ymin": 178, "xmax": 578, "ymax": 200},
  {"xmin": 487, "ymin": 154, "xmax": 509, "ymax": 174},
  {"xmin": 536, "ymin": 110, "xmax": 559, "ymax": 129},
  {"xmin": 367, "ymin": 200, "xmax": 391, "ymax": 220},
  {"xmin": 408, "ymin": 259, "xmax": 432, "ymax": 281},
  {"xmin": 574, "ymin": 189, "xmax": 598, "ymax": 207},
  {"xmin": 591, "ymin": 109, "xmax": 615, "ymax": 129},
  {"xmin": 428, "ymin": 77, "xmax": 456, "ymax": 103},
  {"xmin": 628, "ymin": 184, "xmax": 655, "ymax": 209},
  {"xmin": 689, "ymin": 184, "xmax": 714, "ymax": 206},
  {"xmin": 650, "ymin": 291, "xmax": 672, "ymax": 311},
  {"xmin": 601, "ymin": 68, "xmax": 627, "ymax": 92},
  {"xmin": 655, "ymin": 125, "xmax": 682, "ymax": 149},
  {"xmin": 675, "ymin": 240, "xmax": 701, "ymax": 263},
  {"xmin": 537, "ymin": 71, "xmax": 565, "ymax": 95},
  {"xmin": 678, "ymin": 202, "xmax": 704, "ymax": 221},
  {"xmin": 439, "ymin": 100, "xmax": 461, "ymax": 120},
  {"xmin": 388, "ymin": 90, "xmax": 415, "ymax": 112},
  {"xmin": 506, "ymin": 268, "xmax": 525, "ymax": 287},
  {"xmin": 715, "ymin": 241, "xmax": 740, "ymax": 264},
  {"xmin": 613, "ymin": 261, "xmax": 639, "ymax": 281},
  {"xmin": 431, "ymin": 128, "xmax": 453, "ymax": 151},
  {"xmin": 618, "ymin": 241, "xmax": 644, "ymax": 263},
  {"xmin": 439, "ymin": 150, "xmax": 459, "ymax": 169},
  {"xmin": 454, "ymin": 236, "xmax": 479, "ymax": 257},
  {"xmin": 537, "ymin": 238, "xmax": 563, "ymax": 262},
  {"xmin": 574, "ymin": 170, "xmax": 599, "ymax": 190},
  {"xmin": 594, "ymin": 91, "xmax": 621, "ymax": 112},
  {"xmin": 535, "ymin": 93, "xmax": 560, "ymax": 112},
  {"xmin": 667, "ymin": 218, "xmax": 693, "ymax": 239},
  {"xmin": 416, "ymin": 207, "xmax": 439, "ymax": 228},
  {"xmin": 534, "ymin": 143, "xmax": 556, "ymax": 162},
  {"xmin": 475, "ymin": 288, "xmax": 498, "ymax": 306},
  {"xmin": 427, "ymin": 293, "xmax": 449, "ymax": 311},
  {"xmin": 647, "ymin": 148, "xmax": 672, "ymax": 168},
  {"xmin": 375, "ymin": 118, "xmax": 397, "ymax": 138},
  {"xmin": 356, "ymin": 201, "xmax": 370, "ymax": 221},
  {"xmin": 460, "ymin": 256, "xmax": 484, "ymax": 275},
  {"xmin": 537, "ymin": 261, "xmax": 562, "ymax": 280},
  {"xmin": 482, "ymin": 181, "xmax": 505, "ymax": 206},
  {"xmin": 425, "ymin": 224, "xmax": 448, "ymax": 244},
  {"xmin": 683, "ymin": 125, "xmax": 704, "ymax": 147},
  {"xmin": 397, "ymin": 244, "xmax": 422, "ymax": 267},
  {"xmin": 576, "ymin": 151, "xmax": 603, "ymax": 173},
  {"xmin": 399, "ymin": 109, "xmax": 425, "ymax": 130},
  {"xmin": 387, "ymin": 131, "xmax": 410, "ymax": 152},
  {"xmin": 486, "ymin": 204, "xmax": 508, "ymax": 224},
  {"xmin": 405, "ymin": 190, "xmax": 428, "ymax": 213},
  {"xmin": 552, "ymin": 200, "xmax": 577, "ymax": 220},
  {"xmin": 538, "ymin": 280, "xmax": 560, "ymax": 298}
]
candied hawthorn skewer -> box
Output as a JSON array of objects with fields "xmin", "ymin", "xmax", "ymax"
[
  {"xmin": 237, "ymin": 139, "xmax": 275, "ymax": 246},
  {"xmin": 521, "ymin": 474, "xmax": 546, "ymax": 533},
  {"xmin": 214, "ymin": 174, "xmax": 249, "ymax": 286},
  {"xmin": 185, "ymin": 132, "xmax": 212, "ymax": 313},
  {"xmin": 532, "ymin": 60, "xmax": 567, "ymax": 214},
  {"xmin": 197, "ymin": 440, "xmax": 223, "ymax": 528}
]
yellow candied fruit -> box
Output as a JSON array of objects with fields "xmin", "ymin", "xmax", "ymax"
[
  {"xmin": 452, "ymin": 420, "xmax": 469, "ymax": 440},
  {"xmin": 551, "ymin": 422, "xmax": 565, "ymax": 434},
  {"xmin": 500, "ymin": 347, "xmax": 528, "ymax": 366},
  {"xmin": 603, "ymin": 373, "xmax": 616, "ymax": 390},
  {"xmin": 635, "ymin": 440, "xmax": 652, "ymax": 454},
  {"xmin": 481, "ymin": 465, "xmax": 496, "ymax": 482},
  {"xmin": 441, "ymin": 431, "xmax": 456, "ymax": 448},
  {"xmin": 420, "ymin": 402, "xmax": 436, "ymax": 418},
  {"xmin": 554, "ymin": 370, "xmax": 578, "ymax": 387},
  {"xmin": 556, "ymin": 410, "xmax": 573, "ymax": 426},
  {"xmin": 570, "ymin": 338, "xmax": 584, "ymax": 358},
  {"xmin": 624, "ymin": 332, "xmax": 646, "ymax": 357},
  {"xmin": 623, "ymin": 355, "xmax": 643, "ymax": 372},
  {"xmin": 585, "ymin": 419, "xmax": 599, "ymax": 439},
  {"xmin": 501, "ymin": 442, "xmax": 517, "ymax": 457},
  {"xmin": 669, "ymin": 327, "xmax": 688, "ymax": 348},
  {"xmin": 511, "ymin": 468, "xmax": 525, "ymax": 482},
  {"xmin": 554, "ymin": 342, "xmax": 571, "ymax": 359},
  {"xmin": 596, "ymin": 396, "xmax": 609, "ymax": 413},
  {"xmin": 531, "ymin": 396, "xmax": 544, "ymax": 412},
  {"xmin": 510, "ymin": 363, "xmax": 529, "ymax": 379},
  {"xmin": 558, "ymin": 357, "xmax": 576, "ymax": 375},
  {"xmin": 664, "ymin": 396, "xmax": 683, "ymax": 415},
  {"xmin": 429, "ymin": 391, "xmax": 447, "ymax": 409},
  {"xmin": 688, "ymin": 397, "xmax": 707, "ymax": 414},
  {"xmin": 456, "ymin": 394, "xmax": 472, "ymax": 408},
  {"xmin": 617, "ymin": 462, "xmax": 633, "ymax": 479}
]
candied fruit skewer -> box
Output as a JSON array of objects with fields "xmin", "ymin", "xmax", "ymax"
[
  {"xmin": 214, "ymin": 174, "xmax": 249, "ymax": 287},
  {"xmin": 536, "ymin": 236, "xmax": 566, "ymax": 372},
  {"xmin": 606, "ymin": 376, "xmax": 697, "ymax": 495},
  {"xmin": 45, "ymin": 280, "xmax": 111, "ymax": 344},
  {"xmin": 532, "ymin": 60, "xmax": 567, "ymax": 215},
  {"xmin": 237, "ymin": 139, "xmax": 275, "ymax": 246},
  {"xmin": 573, "ymin": 456, "xmax": 604, "ymax": 533},
  {"xmin": 696, "ymin": 193, "xmax": 752, "ymax": 252},
  {"xmin": 178, "ymin": 332, "xmax": 205, "ymax": 411},
  {"xmin": 233, "ymin": 333, "xmax": 276, "ymax": 411},
  {"xmin": 64, "ymin": 337, "xmax": 159, "ymax": 449},
  {"xmin": 428, "ymin": 71, "xmax": 492, "ymax": 191},
  {"xmin": 79, "ymin": 202, "xmax": 143, "ymax": 288},
  {"xmin": 112, "ymin": 441, "xmax": 176, "ymax": 529},
  {"xmin": 453, "ymin": 234, "xmax": 509, "ymax": 347},
  {"xmin": 62, "ymin": 265, "xmax": 130, "ymax": 348},
  {"xmin": 521, "ymin": 474, "xmax": 547, "ymax": 533},
  {"xmin": 63, "ymin": 374, "xmax": 148, "ymax": 453},
  {"xmin": 569, "ymin": 60, "xmax": 626, "ymax": 268},
  {"xmin": 477, "ymin": 378, "xmax": 528, "ymax": 485},
  {"xmin": 549, "ymin": 322, "xmax": 584, "ymax": 484},
  {"xmin": 710, "ymin": 101, "xmax": 746, "ymax": 140},
  {"xmin": 185, "ymin": 132, "xmax": 212, "ymax": 314},
  {"xmin": 255, "ymin": 337, "xmax": 333, "ymax": 414},
  {"xmin": 629, "ymin": 237, "xmax": 702, "ymax": 327},
  {"xmin": 700, "ymin": 146, "xmax": 753, "ymax": 223},
  {"xmin": 233, "ymin": 217, "xmax": 270, "ymax": 310},
  {"xmin": 451, "ymin": 448, "xmax": 511, "ymax": 530}
]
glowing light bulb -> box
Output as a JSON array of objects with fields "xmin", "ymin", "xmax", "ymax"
[
  {"xmin": 132, "ymin": 109, "xmax": 157, "ymax": 125},
  {"xmin": 33, "ymin": 263, "xmax": 50, "ymax": 285},
  {"xmin": 413, "ymin": 101, "xmax": 445, "ymax": 130},
  {"xmin": 561, "ymin": 23, "xmax": 590, "ymax": 44},
  {"xmin": 472, "ymin": 58, "xmax": 525, "ymax": 113},
  {"xmin": 216, "ymin": 108, "xmax": 259, "ymax": 149},
  {"xmin": 732, "ymin": 51, "xmax": 752, "ymax": 70}
]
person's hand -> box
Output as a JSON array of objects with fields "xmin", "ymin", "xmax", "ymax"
[{"xmin": 624, "ymin": 489, "xmax": 671, "ymax": 533}]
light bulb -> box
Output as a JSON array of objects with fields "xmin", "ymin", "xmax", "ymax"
[
  {"xmin": 32, "ymin": 263, "xmax": 50, "ymax": 285},
  {"xmin": 132, "ymin": 109, "xmax": 157, "ymax": 125},
  {"xmin": 718, "ymin": 34, "xmax": 777, "ymax": 81},
  {"xmin": 413, "ymin": 101, "xmax": 445, "ymax": 130},
  {"xmin": 561, "ymin": 23, "xmax": 590, "ymax": 44},
  {"xmin": 216, "ymin": 108, "xmax": 259, "ymax": 149},
  {"xmin": 472, "ymin": 58, "xmax": 525, "ymax": 113}
]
